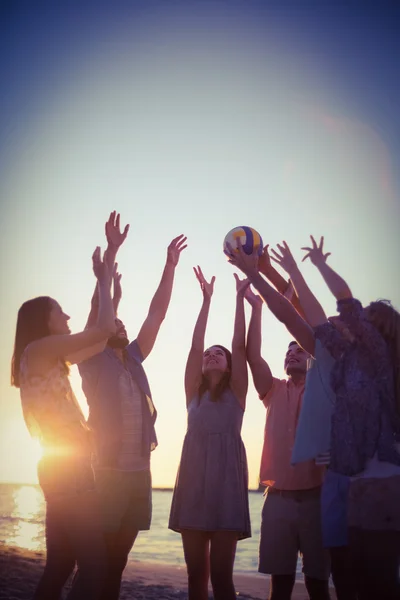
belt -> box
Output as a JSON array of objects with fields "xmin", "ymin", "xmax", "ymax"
[{"xmin": 267, "ymin": 486, "xmax": 322, "ymax": 500}]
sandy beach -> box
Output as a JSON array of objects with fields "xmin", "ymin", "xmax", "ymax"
[{"xmin": 0, "ymin": 543, "xmax": 336, "ymax": 599}]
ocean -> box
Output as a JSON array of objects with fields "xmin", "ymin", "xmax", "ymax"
[{"xmin": 0, "ymin": 483, "xmax": 303, "ymax": 577}]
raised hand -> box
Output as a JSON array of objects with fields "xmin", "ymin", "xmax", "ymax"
[
  {"xmin": 193, "ymin": 266, "xmax": 215, "ymax": 300},
  {"xmin": 301, "ymin": 235, "xmax": 331, "ymax": 266},
  {"xmin": 167, "ymin": 234, "xmax": 188, "ymax": 267},
  {"xmin": 105, "ymin": 211, "xmax": 130, "ymax": 250},
  {"xmin": 270, "ymin": 241, "xmax": 298, "ymax": 275},
  {"xmin": 226, "ymin": 238, "xmax": 259, "ymax": 277},
  {"xmin": 258, "ymin": 244, "xmax": 272, "ymax": 273},
  {"xmin": 113, "ymin": 262, "xmax": 122, "ymax": 298},
  {"xmin": 92, "ymin": 247, "xmax": 110, "ymax": 284},
  {"xmin": 234, "ymin": 273, "xmax": 251, "ymax": 297}
]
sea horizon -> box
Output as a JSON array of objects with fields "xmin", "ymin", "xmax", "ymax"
[{"xmin": 0, "ymin": 481, "xmax": 264, "ymax": 491}]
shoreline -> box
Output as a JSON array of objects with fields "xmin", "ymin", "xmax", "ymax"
[
  {"xmin": 0, "ymin": 481, "xmax": 265, "ymax": 492},
  {"xmin": 0, "ymin": 543, "xmax": 336, "ymax": 599}
]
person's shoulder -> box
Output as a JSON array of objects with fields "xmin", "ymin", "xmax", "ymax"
[{"xmin": 260, "ymin": 377, "xmax": 287, "ymax": 405}]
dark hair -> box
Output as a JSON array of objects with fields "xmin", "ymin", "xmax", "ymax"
[
  {"xmin": 367, "ymin": 300, "xmax": 400, "ymax": 416},
  {"xmin": 11, "ymin": 296, "xmax": 54, "ymax": 388},
  {"xmin": 198, "ymin": 344, "xmax": 232, "ymax": 402},
  {"xmin": 288, "ymin": 340, "xmax": 299, "ymax": 348}
]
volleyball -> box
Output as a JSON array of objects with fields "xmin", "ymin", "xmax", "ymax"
[{"xmin": 223, "ymin": 226, "xmax": 263, "ymax": 257}]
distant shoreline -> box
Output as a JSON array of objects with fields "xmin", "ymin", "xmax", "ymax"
[{"xmin": 0, "ymin": 481, "xmax": 265, "ymax": 492}]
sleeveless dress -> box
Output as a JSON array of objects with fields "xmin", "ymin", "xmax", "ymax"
[{"xmin": 169, "ymin": 388, "xmax": 251, "ymax": 540}]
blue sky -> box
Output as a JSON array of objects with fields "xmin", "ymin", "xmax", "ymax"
[{"xmin": 1, "ymin": 1, "xmax": 399, "ymax": 487}]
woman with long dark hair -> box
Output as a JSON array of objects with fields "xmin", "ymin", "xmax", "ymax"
[
  {"xmin": 169, "ymin": 266, "xmax": 251, "ymax": 600},
  {"xmin": 11, "ymin": 247, "xmax": 115, "ymax": 600}
]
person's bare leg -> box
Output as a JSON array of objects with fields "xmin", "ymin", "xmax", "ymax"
[
  {"xmin": 209, "ymin": 531, "xmax": 238, "ymax": 600},
  {"xmin": 269, "ymin": 574, "xmax": 296, "ymax": 600},
  {"xmin": 181, "ymin": 530, "xmax": 210, "ymax": 600},
  {"xmin": 33, "ymin": 498, "xmax": 75, "ymax": 600},
  {"xmin": 100, "ymin": 516, "xmax": 138, "ymax": 600},
  {"xmin": 66, "ymin": 491, "xmax": 106, "ymax": 600},
  {"xmin": 304, "ymin": 575, "xmax": 331, "ymax": 600}
]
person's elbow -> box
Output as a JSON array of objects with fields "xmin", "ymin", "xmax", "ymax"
[
  {"xmin": 246, "ymin": 349, "xmax": 262, "ymax": 366},
  {"xmin": 336, "ymin": 288, "xmax": 353, "ymax": 300}
]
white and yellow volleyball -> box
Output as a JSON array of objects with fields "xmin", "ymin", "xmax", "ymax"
[{"xmin": 223, "ymin": 226, "xmax": 263, "ymax": 257}]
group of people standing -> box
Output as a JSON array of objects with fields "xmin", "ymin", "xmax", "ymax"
[{"xmin": 11, "ymin": 212, "xmax": 400, "ymax": 600}]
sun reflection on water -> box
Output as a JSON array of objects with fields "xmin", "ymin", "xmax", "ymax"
[
  {"xmin": 4, "ymin": 486, "xmax": 45, "ymax": 551},
  {"xmin": 13, "ymin": 485, "xmax": 42, "ymax": 518}
]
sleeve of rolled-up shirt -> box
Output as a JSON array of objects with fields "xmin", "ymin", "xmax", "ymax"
[
  {"xmin": 260, "ymin": 378, "xmax": 286, "ymax": 407},
  {"xmin": 126, "ymin": 339, "xmax": 144, "ymax": 364}
]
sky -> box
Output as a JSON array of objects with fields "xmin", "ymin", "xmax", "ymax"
[{"xmin": 1, "ymin": 1, "xmax": 400, "ymax": 489}]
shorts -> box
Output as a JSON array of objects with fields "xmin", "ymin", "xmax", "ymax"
[
  {"xmin": 95, "ymin": 468, "xmax": 152, "ymax": 533},
  {"xmin": 259, "ymin": 487, "xmax": 330, "ymax": 580},
  {"xmin": 321, "ymin": 469, "xmax": 350, "ymax": 547}
]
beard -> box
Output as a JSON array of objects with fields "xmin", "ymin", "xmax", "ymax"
[{"xmin": 107, "ymin": 335, "xmax": 130, "ymax": 349}]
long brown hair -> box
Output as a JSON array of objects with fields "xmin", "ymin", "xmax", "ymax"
[
  {"xmin": 198, "ymin": 345, "xmax": 232, "ymax": 402},
  {"xmin": 11, "ymin": 296, "xmax": 54, "ymax": 388},
  {"xmin": 367, "ymin": 300, "xmax": 400, "ymax": 417}
]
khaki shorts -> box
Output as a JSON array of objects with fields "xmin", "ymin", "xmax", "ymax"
[
  {"xmin": 95, "ymin": 468, "xmax": 152, "ymax": 533},
  {"xmin": 258, "ymin": 487, "xmax": 330, "ymax": 580}
]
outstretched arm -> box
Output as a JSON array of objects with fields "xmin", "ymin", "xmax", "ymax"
[
  {"xmin": 184, "ymin": 267, "xmax": 215, "ymax": 405},
  {"xmin": 85, "ymin": 211, "xmax": 129, "ymax": 328},
  {"xmin": 270, "ymin": 241, "xmax": 327, "ymax": 327},
  {"xmin": 226, "ymin": 241, "xmax": 315, "ymax": 356},
  {"xmin": 245, "ymin": 286, "xmax": 274, "ymax": 399},
  {"xmin": 137, "ymin": 235, "xmax": 187, "ymax": 360},
  {"xmin": 230, "ymin": 275, "xmax": 250, "ymax": 409},
  {"xmin": 28, "ymin": 248, "xmax": 116, "ymax": 372},
  {"xmin": 259, "ymin": 244, "xmax": 305, "ymax": 318},
  {"xmin": 86, "ymin": 261, "xmax": 122, "ymax": 328},
  {"xmin": 302, "ymin": 235, "xmax": 352, "ymax": 301},
  {"xmin": 112, "ymin": 265, "xmax": 122, "ymax": 316}
]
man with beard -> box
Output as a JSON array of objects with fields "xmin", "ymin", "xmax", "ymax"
[{"xmin": 78, "ymin": 212, "xmax": 187, "ymax": 600}]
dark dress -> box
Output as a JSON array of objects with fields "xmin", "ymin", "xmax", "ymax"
[{"xmin": 169, "ymin": 388, "xmax": 251, "ymax": 540}]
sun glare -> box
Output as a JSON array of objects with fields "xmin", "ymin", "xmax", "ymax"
[{"xmin": 0, "ymin": 419, "xmax": 42, "ymax": 484}]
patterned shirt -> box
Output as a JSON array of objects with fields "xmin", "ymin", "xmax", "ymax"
[
  {"xmin": 315, "ymin": 298, "xmax": 400, "ymax": 476},
  {"xmin": 78, "ymin": 341, "xmax": 157, "ymax": 469},
  {"xmin": 116, "ymin": 369, "xmax": 149, "ymax": 472},
  {"xmin": 19, "ymin": 350, "xmax": 92, "ymax": 457}
]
